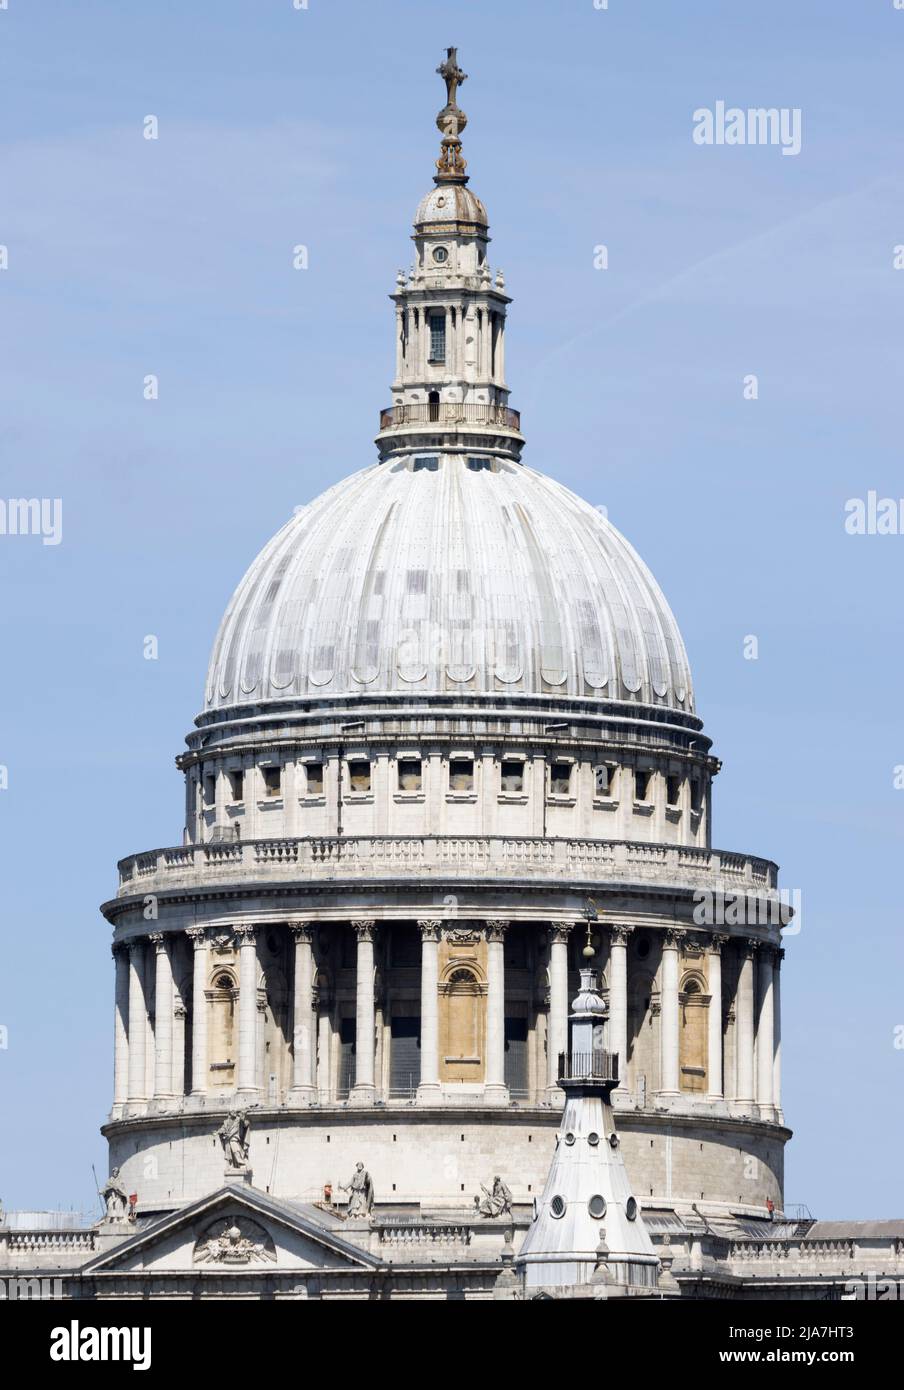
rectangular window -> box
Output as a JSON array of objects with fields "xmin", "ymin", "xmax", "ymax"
[
  {"xmin": 634, "ymin": 769, "xmax": 650, "ymax": 802},
  {"xmin": 227, "ymin": 769, "xmax": 244, "ymax": 802},
  {"xmin": 667, "ymin": 774, "xmax": 681, "ymax": 806},
  {"xmin": 467, "ymin": 457, "xmax": 490, "ymax": 472},
  {"xmin": 428, "ymin": 312, "xmax": 446, "ymax": 363},
  {"xmin": 262, "ymin": 766, "xmax": 281, "ymax": 798},
  {"xmin": 549, "ymin": 762, "xmax": 572, "ymax": 796},
  {"xmin": 690, "ymin": 778, "xmax": 703, "ymax": 812},
  {"xmin": 413, "ymin": 455, "xmax": 439, "ymax": 473},
  {"xmin": 500, "ymin": 760, "xmax": 524, "ymax": 793},
  {"xmin": 398, "ymin": 758, "xmax": 423, "ymax": 792},
  {"xmin": 203, "ymin": 774, "xmax": 216, "ymax": 806},
  {"xmin": 305, "ymin": 763, "xmax": 324, "ymax": 795},
  {"xmin": 449, "ymin": 758, "xmax": 474, "ymax": 792},
  {"xmin": 348, "ymin": 759, "xmax": 371, "ymax": 793}
]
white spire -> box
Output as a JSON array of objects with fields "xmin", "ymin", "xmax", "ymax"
[{"xmin": 515, "ymin": 946, "xmax": 662, "ymax": 1296}]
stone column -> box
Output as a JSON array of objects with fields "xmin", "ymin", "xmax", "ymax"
[
  {"xmin": 290, "ymin": 924, "xmax": 316, "ymax": 1102},
  {"xmin": 608, "ymin": 925, "xmax": 632, "ymax": 1091},
  {"xmin": 150, "ymin": 933, "xmax": 174, "ymax": 1102},
  {"xmin": 172, "ymin": 996, "xmax": 186, "ymax": 1098},
  {"xmin": 126, "ymin": 940, "xmax": 148, "ymax": 1104},
  {"xmin": 350, "ymin": 921, "xmax": 376, "ymax": 1104},
  {"xmin": 773, "ymin": 948, "xmax": 784, "ymax": 1118},
  {"xmin": 706, "ymin": 934, "xmax": 727, "ymax": 1101},
  {"xmin": 484, "ymin": 920, "xmax": 509, "ymax": 1104},
  {"xmin": 236, "ymin": 925, "xmax": 260, "ymax": 1099},
  {"xmin": 112, "ymin": 944, "xmax": 130, "ymax": 1116},
  {"xmin": 316, "ymin": 991, "xmax": 331, "ymax": 1100},
  {"xmin": 547, "ymin": 924, "xmax": 571, "ymax": 1094},
  {"xmin": 417, "ymin": 920, "xmax": 442, "ymax": 1101},
  {"xmin": 659, "ymin": 928, "xmax": 684, "ymax": 1097},
  {"xmin": 756, "ymin": 946, "xmax": 775, "ymax": 1117},
  {"xmin": 736, "ymin": 940, "xmax": 757, "ymax": 1108},
  {"xmin": 187, "ymin": 927, "xmax": 209, "ymax": 1097}
]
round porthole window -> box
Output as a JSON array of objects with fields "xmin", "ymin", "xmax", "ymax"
[
  {"xmin": 626, "ymin": 1196, "xmax": 638, "ymax": 1221},
  {"xmin": 564, "ymin": 1131, "xmax": 576, "ymax": 1146},
  {"xmin": 588, "ymin": 1132, "xmax": 600, "ymax": 1147},
  {"xmin": 588, "ymin": 1194, "xmax": 607, "ymax": 1220},
  {"xmin": 550, "ymin": 1195, "xmax": 566, "ymax": 1219},
  {"xmin": 609, "ymin": 1133, "xmax": 620, "ymax": 1149},
  {"xmin": 433, "ymin": 246, "xmax": 449, "ymax": 263}
]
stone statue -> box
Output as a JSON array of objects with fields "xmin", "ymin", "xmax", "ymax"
[
  {"xmin": 217, "ymin": 1109, "xmax": 251, "ymax": 1169},
  {"xmin": 340, "ymin": 1161, "xmax": 374, "ymax": 1218},
  {"xmin": 476, "ymin": 1176, "xmax": 513, "ymax": 1219},
  {"xmin": 100, "ymin": 1167, "xmax": 129, "ymax": 1222}
]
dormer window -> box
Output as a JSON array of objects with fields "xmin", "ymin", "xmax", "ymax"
[
  {"xmin": 347, "ymin": 759, "xmax": 371, "ymax": 793},
  {"xmin": 449, "ymin": 758, "xmax": 474, "ymax": 792},
  {"xmin": 549, "ymin": 762, "xmax": 572, "ymax": 796},
  {"xmin": 428, "ymin": 312, "xmax": 446, "ymax": 363},
  {"xmin": 262, "ymin": 766, "xmax": 281, "ymax": 798},
  {"xmin": 398, "ymin": 759, "xmax": 423, "ymax": 792}
]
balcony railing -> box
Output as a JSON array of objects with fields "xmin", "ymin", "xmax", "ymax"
[
  {"xmin": 378, "ymin": 402, "xmax": 521, "ymax": 431},
  {"xmin": 116, "ymin": 835, "xmax": 779, "ymax": 897},
  {"xmin": 557, "ymin": 1050, "xmax": 619, "ymax": 1083}
]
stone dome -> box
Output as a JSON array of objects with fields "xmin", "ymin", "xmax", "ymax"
[
  {"xmin": 203, "ymin": 457, "xmax": 694, "ymax": 714},
  {"xmin": 414, "ymin": 183, "xmax": 488, "ymax": 229}
]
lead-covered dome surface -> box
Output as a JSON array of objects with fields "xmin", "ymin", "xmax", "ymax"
[
  {"xmin": 203, "ymin": 459, "xmax": 694, "ymax": 714},
  {"xmin": 414, "ymin": 184, "xmax": 488, "ymax": 228}
]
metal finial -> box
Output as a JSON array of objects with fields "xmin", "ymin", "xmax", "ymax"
[{"xmin": 435, "ymin": 47, "xmax": 469, "ymax": 183}]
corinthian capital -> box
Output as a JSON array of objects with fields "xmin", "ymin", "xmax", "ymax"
[
  {"xmin": 548, "ymin": 923, "xmax": 572, "ymax": 946},
  {"xmin": 290, "ymin": 923, "xmax": 314, "ymax": 945},
  {"xmin": 664, "ymin": 927, "xmax": 687, "ymax": 949},
  {"xmin": 233, "ymin": 923, "xmax": 258, "ymax": 946},
  {"xmin": 353, "ymin": 920, "xmax": 376, "ymax": 943},
  {"xmin": 485, "ymin": 920, "xmax": 509, "ymax": 943},
  {"xmin": 417, "ymin": 919, "xmax": 443, "ymax": 942},
  {"xmin": 610, "ymin": 924, "xmax": 634, "ymax": 946},
  {"xmin": 186, "ymin": 926, "xmax": 208, "ymax": 948}
]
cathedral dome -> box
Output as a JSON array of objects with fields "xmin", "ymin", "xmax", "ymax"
[{"xmin": 203, "ymin": 457, "xmax": 694, "ymax": 714}]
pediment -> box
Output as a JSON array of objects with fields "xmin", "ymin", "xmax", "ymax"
[{"xmin": 83, "ymin": 1186, "xmax": 378, "ymax": 1275}]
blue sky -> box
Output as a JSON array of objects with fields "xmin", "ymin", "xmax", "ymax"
[{"xmin": 1, "ymin": 0, "xmax": 902, "ymax": 1217}]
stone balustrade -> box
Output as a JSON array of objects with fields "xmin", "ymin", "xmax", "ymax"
[
  {"xmin": 118, "ymin": 835, "xmax": 778, "ymax": 897},
  {"xmin": 377, "ymin": 1222, "xmax": 473, "ymax": 1247}
]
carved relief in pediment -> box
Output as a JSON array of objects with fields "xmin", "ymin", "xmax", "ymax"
[{"xmin": 193, "ymin": 1215, "xmax": 276, "ymax": 1265}]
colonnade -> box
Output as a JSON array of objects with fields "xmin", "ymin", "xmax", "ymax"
[{"xmin": 111, "ymin": 923, "xmax": 783, "ymax": 1119}]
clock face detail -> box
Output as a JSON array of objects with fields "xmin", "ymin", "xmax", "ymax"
[{"xmin": 433, "ymin": 246, "xmax": 449, "ymax": 263}]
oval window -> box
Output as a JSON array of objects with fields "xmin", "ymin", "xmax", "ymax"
[
  {"xmin": 588, "ymin": 1132, "xmax": 600, "ymax": 1147},
  {"xmin": 433, "ymin": 246, "xmax": 449, "ymax": 263},
  {"xmin": 564, "ymin": 1132, "xmax": 576, "ymax": 1146},
  {"xmin": 550, "ymin": 1195, "xmax": 566, "ymax": 1219},
  {"xmin": 609, "ymin": 1133, "xmax": 620, "ymax": 1149},
  {"xmin": 626, "ymin": 1196, "xmax": 638, "ymax": 1221},
  {"xmin": 588, "ymin": 1194, "xmax": 607, "ymax": 1220}
]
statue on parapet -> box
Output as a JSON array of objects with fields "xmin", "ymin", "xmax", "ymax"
[
  {"xmin": 476, "ymin": 1176, "xmax": 513, "ymax": 1218},
  {"xmin": 341, "ymin": 1162, "xmax": 374, "ymax": 1218},
  {"xmin": 218, "ymin": 1109, "xmax": 251, "ymax": 1169},
  {"xmin": 100, "ymin": 1167, "xmax": 129, "ymax": 1222}
]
